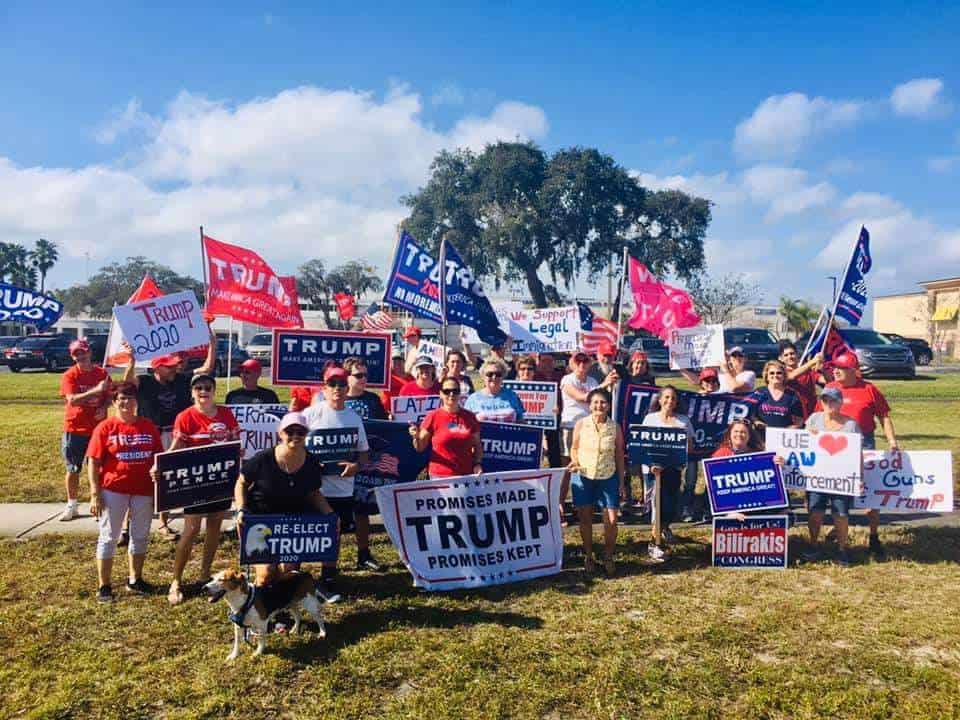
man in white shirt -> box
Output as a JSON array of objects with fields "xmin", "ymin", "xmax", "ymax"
[{"xmin": 303, "ymin": 366, "xmax": 369, "ymax": 602}]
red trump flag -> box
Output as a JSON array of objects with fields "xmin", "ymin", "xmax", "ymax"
[
  {"xmin": 202, "ymin": 234, "xmax": 303, "ymax": 328},
  {"xmin": 626, "ymin": 258, "xmax": 700, "ymax": 341}
]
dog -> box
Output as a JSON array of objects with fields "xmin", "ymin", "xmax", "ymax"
[{"xmin": 204, "ymin": 568, "xmax": 326, "ymax": 661}]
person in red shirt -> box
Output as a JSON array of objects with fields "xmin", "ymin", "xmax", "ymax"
[
  {"xmin": 381, "ymin": 350, "xmax": 411, "ymax": 416},
  {"xmin": 288, "ymin": 385, "xmax": 322, "ymax": 412},
  {"xmin": 820, "ymin": 351, "xmax": 900, "ymax": 559},
  {"xmin": 778, "ymin": 341, "xmax": 823, "ymax": 420},
  {"xmin": 87, "ymin": 382, "xmax": 163, "ymax": 603},
  {"xmin": 58, "ymin": 339, "xmax": 111, "ymax": 521},
  {"xmin": 410, "ymin": 376, "xmax": 482, "ymax": 478},
  {"xmin": 399, "ymin": 356, "xmax": 441, "ymax": 396},
  {"xmin": 164, "ymin": 373, "xmax": 241, "ymax": 605}
]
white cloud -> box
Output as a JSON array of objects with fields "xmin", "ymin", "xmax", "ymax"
[
  {"xmin": 0, "ymin": 84, "xmax": 549, "ymax": 289},
  {"xmin": 633, "ymin": 170, "xmax": 746, "ymax": 206},
  {"xmin": 95, "ymin": 98, "xmax": 159, "ymax": 144},
  {"xmin": 431, "ymin": 83, "xmax": 465, "ymax": 107},
  {"xmin": 890, "ymin": 78, "xmax": 947, "ymax": 117},
  {"xmin": 740, "ymin": 165, "xmax": 835, "ymax": 221},
  {"xmin": 824, "ymin": 157, "xmax": 861, "ymax": 175},
  {"xmin": 928, "ymin": 155, "xmax": 960, "ymax": 173},
  {"xmin": 734, "ymin": 92, "xmax": 865, "ymax": 160}
]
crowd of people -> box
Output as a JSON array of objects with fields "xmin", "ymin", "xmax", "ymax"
[{"xmin": 56, "ymin": 325, "xmax": 902, "ymax": 603}]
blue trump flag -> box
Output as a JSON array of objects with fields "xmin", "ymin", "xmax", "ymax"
[
  {"xmin": 384, "ymin": 231, "xmax": 507, "ymax": 346},
  {"xmin": 0, "ymin": 282, "xmax": 64, "ymax": 330},
  {"xmin": 833, "ymin": 226, "xmax": 872, "ymax": 326},
  {"xmin": 353, "ymin": 420, "xmax": 430, "ymax": 509}
]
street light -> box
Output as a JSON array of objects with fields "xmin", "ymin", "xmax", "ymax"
[{"xmin": 827, "ymin": 276, "xmax": 837, "ymax": 303}]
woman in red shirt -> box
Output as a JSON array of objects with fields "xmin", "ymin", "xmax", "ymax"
[
  {"xmin": 165, "ymin": 373, "xmax": 240, "ymax": 605},
  {"xmin": 410, "ymin": 376, "xmax": 482, "ymax": 478},
  {"xmin": 87, "ymin": 382, "xmax": 163, "ymax": 603}
]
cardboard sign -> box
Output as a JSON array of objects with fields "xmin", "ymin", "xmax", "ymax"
[
  {"xmin": 271, "ymin": 329, "xmax": 391, "ymax": 388},
  {"xmin": 702, "ymin": 452, "xmax": 789, "ymax": 514},
  {"xmin": 480, "ymin": 422, "xmax": 544, "ymax": 473},
  {"xmin": 374, "ymin": 468, "xmax": 565, "ymax": 590},
  {"xmin": 712, "ymin": 515, "xmax": 789, "ymax": 569},
  {"xmin": 627, "ymin": 425, "xmax": 688, "ymax": 468},
  {"xmin": 416, "ymin": 339, "xmax": 449, "ymax": 370},
  {"xmin": 855, "ymin": 450, "xmax": 954, "ymax": 513},
  {"xmin": 113, "ymin": 290, "xmax": 208, "ymax": 363},
  {"xmin": 504, "ymin": 380, "xmax": 558, "ymax": 430},
  {"xmin": 668, "ymin": 324, "xmax": 725, "ymax": 370},
  {"xmin": 239, "ymin": 512, "xmax": 339, "ymax": 564},
  {"xmin": 154, "ymin": 441, "xmax": 241, "ymax": 512},
  {"xmin": 391, "ymin": 395, "xmax": 443, "ymax": 424},
  {"xmin": 305, "ymin": 427, "xmax": 360, "ymax": 473},
  {"xmin": 616, "ymin": 382, "xmax": 757, "ymax": 457},
  {"xmin": 495, "ymin": 305, "xmax": 580, "ymax": 353},
  {"xmin": 227, "ymin": 404, "xmax": 287, "ymax": 460},
  {"xmin": 353, "ymin": 420, "xmax": 430, "ymax": 506},
  {"xmin": 765, "ymin": 428, "xmax": 863, "ymax": 496}
]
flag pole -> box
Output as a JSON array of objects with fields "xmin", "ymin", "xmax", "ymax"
[
  {"xmin": 439, "ymin": 236, "xmax": 448, "ymax": 349},
  {"xmin": 799, "ymin": 232, "xmax": 857, "ymax": 363},
  {"xmin": 615, "ymin": 245, "xmax": 628, "ymax": 350}
]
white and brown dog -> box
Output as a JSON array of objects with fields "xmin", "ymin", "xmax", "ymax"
[{"xmin": 204, "ymin": 569, "xmax": 326, "ymax": 661}]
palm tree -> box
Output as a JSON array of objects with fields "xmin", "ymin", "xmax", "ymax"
[
  {"xmin": 1, "ymin": 243, "xmax": 37, "ymax": 289},
  {"xmin": 779, "ymin": 296, "xmax": 820, "ymax": 337},
  {"xmin": 29, "ymin": 238, "xmax": 59, "ymax": 293}
]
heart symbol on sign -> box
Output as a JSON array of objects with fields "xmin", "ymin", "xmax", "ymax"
[{"xmin": 818, "ymin": 434, "xmax": 848, "ymax": 456}]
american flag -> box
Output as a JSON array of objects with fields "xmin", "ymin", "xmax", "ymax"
[
  {"xmin": 577, "ymin": 302, "xmax": 619, "ymax": 354},
  {"xmin": 362, "ymin": 453, "xmax": 400, "ymax": 477},
  {"xmin": 360, "ymin": 302, "xmax": 394, "ymax": 332}
]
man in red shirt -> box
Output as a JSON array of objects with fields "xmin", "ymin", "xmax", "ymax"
[
  {"xmin": 822, "ymin": 352, "xmax": 900, "ymax": 559},
  {"xmin": 59, "ymin": 339, "xmax": 110, "ymax": 521},
  {"xmin": 779, "ymin": 341, "xmax": 823, "ymax": 420}
]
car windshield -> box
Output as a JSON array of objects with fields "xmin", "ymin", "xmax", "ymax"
[
  {"xmin": 641, "ymin": 338, "xmax": 665, "ymax": 349},
  {"xmin": 843, "ymin": 329, "xmax": 891, "ymax": 345},
  {"xmin": 0, "ymin": 338, "xmax": 20, "ymax": 348},
  {"xmin": 249, "ymin": 333, "xmax": 272, "ymax": 345},
  {"xmin": 19, "ymin": 337, "xmax": 51, "ymax": 349},
  {"xmin": 724, "ymin": 329, "xmax": 777, "ymax": 345}
]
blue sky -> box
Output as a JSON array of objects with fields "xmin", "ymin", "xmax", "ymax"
[{"xmin": 1, "ymin": 1, "xmax": 958, "ymax": 313}]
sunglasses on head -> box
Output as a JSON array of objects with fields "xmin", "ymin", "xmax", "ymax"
[
  {"xmin": 326, "ymin": 380, "xmax": 348, "ymax": 389},
  {"xmin": 441, "ymin": 387, "xmax": 461, "ymax": 396},
  {"xmin": 485, "ymin": 372, "xmax": 503, "ymax": 379},
  {"xmin": 284, "ymin": 426, "xmax": 307, "ymax": 437}
]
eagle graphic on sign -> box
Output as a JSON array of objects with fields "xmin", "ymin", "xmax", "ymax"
[{"xmin": 245, "ymin": 524, "xmax": 273, "ymax": 557}]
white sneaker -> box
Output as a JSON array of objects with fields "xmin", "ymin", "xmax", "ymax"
[
  {"xmin": 59, "ymin": 503, "xmax": 78, "ymax": 522},
  {"xmin": 648, "ymin": 544, "xmax": 666, "ymax": 562}
]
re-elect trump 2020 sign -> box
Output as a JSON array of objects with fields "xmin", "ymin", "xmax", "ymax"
[
  {"xmin": 239, "ymin": 512, "xmax": 340, "ymax": 565},
  {"xmin": 375, "ymin": 468, "xmax": 564, "ymax": 591},
  {"xmin": 272, "ymin": 329, "xmax": 391, "ymax": 388},
  {"xmin": 712, "ymin": 516, "xmax": 788, "ymax": 569},
  {"xmin": 154, "ymin": 441, "xmax": 241, "ymax": 512}
]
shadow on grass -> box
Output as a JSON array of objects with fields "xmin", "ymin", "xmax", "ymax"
[{"xmin": 896, "ymin": 433, "xmax": 956, "ymax": 441}]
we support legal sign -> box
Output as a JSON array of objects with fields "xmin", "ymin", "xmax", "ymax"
[
  {"xmin": 504, "ymin": 380, "xmax": 558, "ymax": 429},
  {"xmin": 113, "ymin": 290, "xmax": 208, "ymax": 363},
  {"xmin": 855, "ymin": 450, "xmax": 954, "ymax": 513},
  {"xmin": 712, "ymin": 516, "xmax": 789, "ymax": 569},
  {"xmin": 495, "ymin": 305, "xmax": 580, "ymax": 353},
  {"xmin": 765, "ymin": 428, "xmax": 863, "ymax": 496},
  {"xmin": 375, "ymin": 468, "xmax": 565, "ymax": 590},
  {"xmin": 228, "ymin": 404, "xmax": 287, "ymax": 460},
  {"xmin": 239, "ymin": 512, "xmax": 339, "ymax": 565},
  {"xmin": 627, "ymin": 425, "xmax": 688, "ymax": 468},
  {"xmin": 272, "ymin": 329, "xmax": 391, "ymax": 388},
  {"xmin": 480, "ymin": 422, "xmax": 543, "ymax": 473},
  {"xmin": 702, "ymin": 452, "xmax": 789, "ymax": 514},
  {"xmin": 154, "ymin": 441, "xmax": 241, "ymax": 512}
]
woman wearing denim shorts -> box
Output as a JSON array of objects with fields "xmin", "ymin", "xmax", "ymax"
[{"xmin": 567, "ymin": 387, "xmax": 625, "ymax": 576}]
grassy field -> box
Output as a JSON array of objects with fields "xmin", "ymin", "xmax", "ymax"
[{"xmin": 1, "ymin": 371, "xmax": 960, "ymax": 718}]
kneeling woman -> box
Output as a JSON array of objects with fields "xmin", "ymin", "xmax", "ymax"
[
  {"xmin": 568, "ymin": 388, "xmax": 626, "ymax": 576},
  {"xmin": 235, "ymin": 412, "xmax": 334, "ymax": 586},
  {"xmin": 87, "ymin": 382, "xmax": 164, "ymax": 603}
]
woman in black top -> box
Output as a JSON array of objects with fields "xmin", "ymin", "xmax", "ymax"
[
  {"xmin": 235, "ymin": 411, "xmax": 333, "ymax": 586},
  {"xmin": 343, "ymin": 357, "xmax": 388, "ymax": 420}
]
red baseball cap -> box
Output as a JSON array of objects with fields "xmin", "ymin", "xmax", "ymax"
[
  {"xmin": 68, "ymin": 340, "xmax": 90, "ymax": 356},
  {"xmin": 402, "ymin": 326, "xmax": 422, "ymax": 340},
  {"xmin": 597, "ymin": 341, "xmax": 617, "ymax": 357},
  {"xmin": 240, "ymin": 358, "xmax": 262, "ymax": 373},
  {"xmin": 150, "ymin": 354, "xmax": 180, "ymax": 369},
  {"xmin": 323, "ymin": 366, "xmax": 349, "ymax": 382},
  {"xmin": 832, "ymin": 352, "xmax": 860, "ymax": 369},
  {"xmin": 699, "ymin": 367, "xmax": 719, "ymax": 381}
]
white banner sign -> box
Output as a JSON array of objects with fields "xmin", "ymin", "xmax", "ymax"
[
  {"xmin": 669, "ymin": 324, "xmax": 725, "ymax": 370},
  {"xmin": 227, "ymin": 404, "xmax": 287, "ymax": 460},
  {"xmin": 113, "ymin": 290, "xmax": 208, "ymax": 363},
  {"xmin": 391, "ymin": 395, "xmax": 443, "ymax": 424},
  {"xmin": 494, "ymin": 304, "xmax": 580, "ymax": 353},
  {"xmin": 765, "ymin": 428, "xmax": 863, "ymax": 496},
  {"xmin": 374, "ymin": 468, "xmax": 564, "ymax": 590},
  {"xmin": 855, "ymin": 450, "xmax": 954, "ymax": 513},
  {"xmin": 417, "ymin": 339, "xmax": 449, "ymax": 370}
]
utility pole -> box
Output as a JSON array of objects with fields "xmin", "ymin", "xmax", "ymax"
[{"xmin": 827, "ymin": 275, "xmax": 837, "ymax": 304}]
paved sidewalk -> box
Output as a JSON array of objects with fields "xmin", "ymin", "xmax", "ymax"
[{"xmin": 3, "ymin": 502, "xmax": 958, "ymax": 539}]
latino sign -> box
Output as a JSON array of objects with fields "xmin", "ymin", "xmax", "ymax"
[
  {"xmin": 272, "ymin": 329, "xmax": 391, "ymax": 388},
  {"xmin": 228, "ymin": 404, "xmax": 287, "ymax": 460}
]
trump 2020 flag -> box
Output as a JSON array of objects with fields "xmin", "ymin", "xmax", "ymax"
[
  {"xmin": 384, "ymin": 231, "xmax": 507, "ymax": 346},
  {"xmin": 833, "ymin": 226, "xmax": 872, "ymax": 327},
  {"xmin": 0, "ymin": 282, "xmax": 63, "ymax": 331}
]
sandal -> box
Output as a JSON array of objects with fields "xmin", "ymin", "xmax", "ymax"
[
  {"xmin": 167, "ymin": 582, "xmax": 184, "ymax": 606},
  {"xmin": 158, "ymin": 524, "xmax": 180, "ymax": 542}
]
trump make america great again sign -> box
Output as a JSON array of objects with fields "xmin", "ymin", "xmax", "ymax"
[{"xmin": 272, "ymin": 329, "xmax": 391, "ymax": 388}]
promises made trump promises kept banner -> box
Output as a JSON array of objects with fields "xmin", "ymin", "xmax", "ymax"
[{"xmin": 375, "ymin": 468, "xmax": 565, "ymax": 591}]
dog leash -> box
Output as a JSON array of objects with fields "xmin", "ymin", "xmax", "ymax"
[{"xmin": 230, "ymin": 586, "xmax": 257, "ymax": 628}]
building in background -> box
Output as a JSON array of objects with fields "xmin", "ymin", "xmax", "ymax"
[{"xmin": 872, "ymin": 275, "xmax": 960, "ymax": 360}]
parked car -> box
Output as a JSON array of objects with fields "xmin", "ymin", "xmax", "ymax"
[
  {"xmin": 184, "ymin": 338, "xmax": 250, "ymax": 377},
  {"xmin": 797, "ymin": 327, "xmax": 916, "ymax": 378},
  {"xmin": 625, "ymin": 335, "xmax": 670, "ymax": 372},
  {"xmin": 722, "ymin": 327, "xmax": 781, "ymax": 373},
  {"xmin": 244, "ymin": 332, "xmax": 273, "ymax": 366},
  {"xmin": 0, "ymin": 336, "xmax": 22, "ymax": 367},
  {"xmin": 882, "ymin": 333, "xmax": 933, "ymax": 366},
  {"xmin": 6, "ymin": 333, "xmax": 74, "ymax": 372}
]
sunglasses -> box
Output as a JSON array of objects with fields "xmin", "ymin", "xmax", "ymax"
[
  {"xmin": 283, "ymin": 427, "xmax": 308, "ymax": 437},
  {"xmin": 193, "ymin": 385, "xmax": 214, "ymax": 392},
  {"xmin": 326, "ymin": 380, "xmax": 348, "ymax": 389},
  {"xmin": 730, "ymin": 352, "xmax": 744, "ymax": 358},
  {"xmin": 518, "ymin": 366, "xmax": 535, "ymax": 372},
  {"xmin": 768, "ymin": 371, "xmax": 785, "ymax": 377},
  {"xmin": 441, "ymin": 387, "xmax": 461, "ymax": 396},
  {"xmin": 351, "ymin": 372, "xmax": 367, "ymax": 379},
  {"xmin": 485, "ymin": 372, "xmax": 503, "ymax": 379}
]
